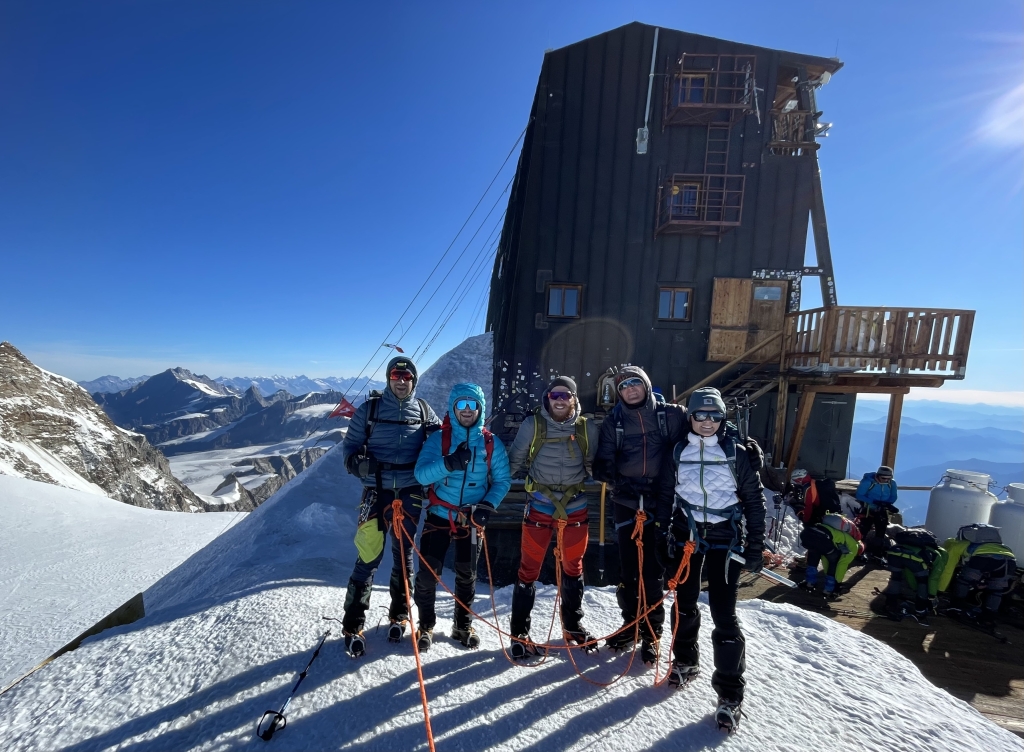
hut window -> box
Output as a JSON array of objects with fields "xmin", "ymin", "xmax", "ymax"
[
  {"xmin": 658, "ymin": 287, "xmax": 692, "ymax": 321},
  {"xmin": 669, "ymin": 182, "xmax": 701, "ymax": 219},
  {"xmin": 672, "ymin": 74, "xmax": 707, "ymax": 105},
  {"xmin": 547, "ymin": 284, "xmax": 581, "ymax": 318}
]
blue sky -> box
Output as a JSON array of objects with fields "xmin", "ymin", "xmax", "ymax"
[{"xmin": 1, "ymin": 1, "xmax": 1021, "ymax": 399}]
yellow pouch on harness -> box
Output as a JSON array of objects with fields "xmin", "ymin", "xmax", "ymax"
[{"xmin": 355, "ymin": 519, "xmax": 385, "ymax": 563}]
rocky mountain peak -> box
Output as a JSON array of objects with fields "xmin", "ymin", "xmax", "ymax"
[{"xmin": 0, "ymin": 342, "xmax": 247, "ymax": 512}]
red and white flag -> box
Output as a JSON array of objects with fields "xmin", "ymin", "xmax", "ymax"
[
  {"xmin": 328, "ymin": 397, "xmax": 357, "ymax": 419},
  {"xmin": 383, "ymin": 343, "xmax": 405, "ymax": 353}
]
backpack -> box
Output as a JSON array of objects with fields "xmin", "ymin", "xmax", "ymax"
[
  {"xmin": 524, "ymin": 406, "xmax": 591, "ymax": 476},
  {"xmin": 957, "ymin": 524, "xmax": 1002, "ymax": 545},
  {"xmin": 894, "ymin": 527, "xmax": 940, "ymax": 550},
  {"xmin": 822, "ymin": 513, "xmax": 862, "ymax": 540}
]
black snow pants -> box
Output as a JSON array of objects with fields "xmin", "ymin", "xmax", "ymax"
[
  {"xmin": 613, "ymin": 501, "xmax": 666, "ymax": 640},
  {"xmin": 670, "ymin": 524, "xmax": 746, "ymax": 703},
  {"xmin": 414, "ymin": 517, "xmax": 481, "ymax": 631}
]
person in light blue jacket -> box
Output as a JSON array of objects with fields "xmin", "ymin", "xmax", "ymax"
[
  {"xmin": 413, "ymin": 382, "xmax": 511, "ymax": 650},
  {"xmin": 856, "ymin": 466, "xmax": 899, "ymax": 558}
]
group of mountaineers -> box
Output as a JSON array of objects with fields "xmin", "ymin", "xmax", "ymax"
[
  {"xmin": 334, "ymin": 354, "xmax": 1017, "ymax": 735},
  {"xmin": 796, "ymin": 465, "xmax": 1017, "ymax": 632}
]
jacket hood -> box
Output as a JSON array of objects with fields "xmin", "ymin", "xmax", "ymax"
[
  {"xmin": 447, "ymin": 382, "xmax": 487, "ymax": 433},
  {"xmin": 615, "ymin": 365, "xmax": 654, "ymax": 410}
]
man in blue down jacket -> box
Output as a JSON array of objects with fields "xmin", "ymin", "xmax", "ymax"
[
  {"xmin": 414, "ymin": 382, "xmax": 512, "ymax": 650},
  {"xmin": 340, "ymin": 356, "xmax": 440, "ymax": 655}
]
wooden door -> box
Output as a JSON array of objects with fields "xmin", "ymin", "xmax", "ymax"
[{"xmin": 707, "ymin": 278, "xmax": 788, "ymax": 362}]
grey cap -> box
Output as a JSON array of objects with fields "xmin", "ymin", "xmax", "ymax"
[
  {"xmin": 546, "ymin": 376, "xmax": 577, "ymax": 395},
  {"xmin": 688, "ymin": 387, "xmax": 727, "ymax": 415},
  {"xmin": 877, "ymin": 466, "xmax": 893, "ymax": 478}
]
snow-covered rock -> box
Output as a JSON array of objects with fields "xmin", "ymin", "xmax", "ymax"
[
  {"xmin": 0, "ymin": 475, "xmax": 246, "ymax": 687},
  {"xmin": 416, "ymin": 332, "xmax": 493, "ymax": 415},
  {"xmin": 77, "ymin": 374, "xmax": 149, "ymax": 394},
  {"xmin": 215, "ymin": 375, "xmax": 385, "ymax": 398},
  {"xmin": 0, "ymin": 342, "xmax": 212, "ymax": 512},
  {"xmin": 1, "ymin": 440, "xmax": 1020, "ymax": 751}
]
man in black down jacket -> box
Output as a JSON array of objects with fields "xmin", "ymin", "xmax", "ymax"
[{"xmin": 593, "ymin": 366, "xmax": 687, "ymax": 663}]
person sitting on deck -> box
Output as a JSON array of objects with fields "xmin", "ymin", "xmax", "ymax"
[
  {"xmin": 878, "ymin": 525, "xmax": 947, "ymax": 622},
  {"xmin": 855, "ymin": 466, "xmax": 898, "ymax": 559},
  {"xmin": 799, "ymin": 513, "xmax": 863, "ymax": 600},
  {"xmin": 505, "ymin": 376, "xmax": 600, "ymax": 659},
  {"xmin": 936, "ymin": 524, "xmax": 1017, "ymax": 629}
]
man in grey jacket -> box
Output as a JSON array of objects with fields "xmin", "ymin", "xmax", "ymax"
[
  {"xmin": 506, "ymin": 376, "xmax": 599, "ymax": 659},
  {"xmin": 340, "ymin": 356, "xmax": 440, "ymax": 656}
]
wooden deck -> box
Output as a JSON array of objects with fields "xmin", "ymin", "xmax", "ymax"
[{"xmin": 739, "ymin": 563, "xmax": 1024, "ymax": 738}]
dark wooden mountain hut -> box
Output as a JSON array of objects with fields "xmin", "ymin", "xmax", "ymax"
[{"xmin": 485, "ymin": 22, "xmax": 974, "ymax": 481}]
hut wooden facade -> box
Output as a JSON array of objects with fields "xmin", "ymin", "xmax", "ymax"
[{"xmin": 485, "ymin": 22, "xmax": 973, "ymax": 480}]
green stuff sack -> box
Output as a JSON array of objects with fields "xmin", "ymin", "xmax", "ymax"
[{"xmin": 355, "ymin": 519, "xmax": 385, "ymax": 563}]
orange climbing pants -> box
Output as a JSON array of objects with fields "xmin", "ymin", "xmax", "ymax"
[{"xmin": 517, "ymin": 509, "xmax": 589, "ymax": 583}]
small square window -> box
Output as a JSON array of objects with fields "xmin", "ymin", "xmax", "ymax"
[
  {"xmin": 669, "ymin": 182, "xmax": 701, "ymax": 219},
  {"xmin": 547, "ymin": 284, "xmax": 582, "ymax": 318},
  {"xmin": 658, "ymin": 287, "xmax": 693, "ymax": 321},
  {"xmin": 673, "ymin": 74, "xmax": 707, "ymax": 105}
]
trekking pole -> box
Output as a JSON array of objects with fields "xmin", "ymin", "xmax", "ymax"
[
  {"xmin": 598, "ymin": 483, "xmax": 607, "ymax": 585},
  {"xmin": 257, "ymin": 628, "xmax": 332, "ymax": 741}
]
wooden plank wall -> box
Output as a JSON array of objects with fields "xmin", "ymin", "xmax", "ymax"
[{"xmin": 487, "ymin": 22, "xmax": 831, "ymax": 436}]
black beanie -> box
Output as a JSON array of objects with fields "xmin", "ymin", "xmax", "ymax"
[
  {"xmin": 546, "ymin": 376, "xmax": 577, "ymax": 395},
  {"xmin": 386, "ymin": 356, "xmax": 418, "ymax": 383}
]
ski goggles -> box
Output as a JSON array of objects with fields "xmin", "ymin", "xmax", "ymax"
[
  {"xmin": 389, "ymin": 370, "xmax": 414, "ymax": 383},
  {"xmin": 547, "ymin": 390, "xmax": 573, "ymax": 402},
  {"xmin": 454, "ymin": 398, "xmax": 479, "ymax": 411},
  {"xmin": 692, "ymin": 411, "xmax": 725, "ymax": 422},
  {"xmin": 616, "ymin": 377, "xmax": 644, "ymax": 391}
]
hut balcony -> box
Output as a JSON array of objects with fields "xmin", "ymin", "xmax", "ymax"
[
  {"xmin": 768, "ymin": 110, "xmax": 822, "ymax": 156},
  {"xmin": 662, "ymin": 54, "xmax": 757, "ymax": 127},
  {"xmin": 656, "ymin": 174, "xmax": 745, "ymax": 236},
  {"xmin": 784, "ymin": 306, "xmax": 975, "ymax": 382}
]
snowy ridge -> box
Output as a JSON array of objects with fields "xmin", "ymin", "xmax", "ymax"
[
  {"xmin": 416, "ymin": 332, "xmax": 493, "ymax": 415},
  {"xmin": 2, "ymin": 444, "xmax": 1019, "ymax": 751},
  {"xmin": 0, "ymin": 342, "xmax": 209, "ymax": 512}
]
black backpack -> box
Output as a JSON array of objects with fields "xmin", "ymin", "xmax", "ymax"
[{"xmin": 893, "ymin": 528, "xmax": 940, "ymax": 551}]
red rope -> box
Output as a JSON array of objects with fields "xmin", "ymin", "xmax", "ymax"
[{"xmin": 391, "ymin": 500, "xmax": 436, "ymax": 752}]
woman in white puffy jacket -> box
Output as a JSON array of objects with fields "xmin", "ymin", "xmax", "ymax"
[{"xmin": 663, "ymin": 387, "xmax": 766, "ymax": 731}]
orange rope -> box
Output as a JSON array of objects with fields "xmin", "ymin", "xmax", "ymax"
[
  {"xmin": 392, "ymin": 500, "xmax": 436, "ymax": 752},
  {"xmin": 654, "ymin": 539, "xmax": 697, "ymax": 687}
]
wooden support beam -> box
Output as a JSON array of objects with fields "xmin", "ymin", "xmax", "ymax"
[
  {"xmin": 772, "ymin": 376, "xmax": 790, "ymax": 463},
  {"xmin": 746, "ymin": 379, "xmax": 779, "ymax": 403},
  {"xmin": 882, "ymin": 392, "xmax": 904, "ymax": 470},
  {"xmin": 785, "ymin": 390, "xmax": 816, "ymax": 481},
  {"xmin": 800, "ymin": 385, "xmax": 911, "ymax": 395}
]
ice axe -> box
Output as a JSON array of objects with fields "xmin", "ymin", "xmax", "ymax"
[{"xmin": 728, "ymin": 552, "xmax": 797, "ymax": 588}]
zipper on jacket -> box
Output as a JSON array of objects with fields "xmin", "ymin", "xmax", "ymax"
[
  {"xmin": 637, "ymin": 411, "xmax": 647, "ymax": 477},
  {"xmin": 700, "ymin": 440, "xmax": 709, "ymax": 525}
]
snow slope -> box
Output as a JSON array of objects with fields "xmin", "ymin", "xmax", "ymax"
[
  {"xmin": 1, "ymin": 446, "xmax": 1019, "ymax": 751},
  {"xmin": 0, "ymin": 476, "xmax": 245, "ymax": 687}
]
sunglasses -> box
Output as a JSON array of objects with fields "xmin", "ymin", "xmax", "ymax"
[
  {"xmin": 692, "ymin": 411, "xmax": 724, "ymax": 422},
  {"xmin": 389, "ymin": 370, "xmax": 414, "ymax": 383},
  {"xmin": 617, "ymin": 377, "xmax": 644, "ymax": 391},
  {"xmin": 454, "ymin": 398, "xmax": 479, "ymax": 411},
  {"xmin": 548, "ymin": 391, "xmax": 573, "ymax": 402}
]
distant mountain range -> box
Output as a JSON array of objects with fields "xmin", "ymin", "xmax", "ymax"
[
  {"xmin": 0, "ymin": 343, "xmax": 224, "ymax": 512},
  {"xmin": 92, "ymin": 367, "xmax": 350, "ymax": 456},
  {"xmin": 80, "ymin": 373, "xmax": 385, "ymax": 398}
]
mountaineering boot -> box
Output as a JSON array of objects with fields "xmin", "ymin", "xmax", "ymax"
[
  {"xmin": 344, "ymin": 631, "xmax": 366, "ymax": 658},
  {"xmin": 387, "ymin": 619, "xmax": 407, "ymax": 643},
  {"xmin": 799, "ymin": 566, "xmax": 819, "ymax": 591},
  {"xmin": 565, "ymin": 628, "xmax": 599, "ymax": 655},
  {"xmin": 822, "ymin": 575, "xmax": 839, "ymax": 602},
  {"xmin": 640, "ymin": 638, "xmax": 658, "ymax": 666},
  {"xmin": 510, "ymin": 580, "xmax": 536, "ymax": 637},
  {"xmin": 667, "ymin": 661, "xmax": 700, "ymax": 689},
  {"xmin": 715, "ymin": 698, "xmax": 743, "ymax": 733},
  {"xmin": 451, "ymin": 625, "xmax": 481, "ymax": 649},
  {"xmin": 510, "ymin": 633, "xmax": 542, "ymax": 661},
  {"xmin": 416, "ymin": 627, "xmax": 433, "ymax": 652},
  {"xmin": 560, "ymin": 575, "xmax": 586, "ymax": 636},
  {"xmin": 605, "ymin": 628, "xmax": 636, "ymax": 652}
]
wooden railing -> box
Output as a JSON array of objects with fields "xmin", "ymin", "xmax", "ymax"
[
  {"xmin": 784, "ymin": 307, "xmax": 975, "ymax": 377},
  {"xmin": 768, "ymin": 110, "xmax": 818, "ymax": 156}
]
